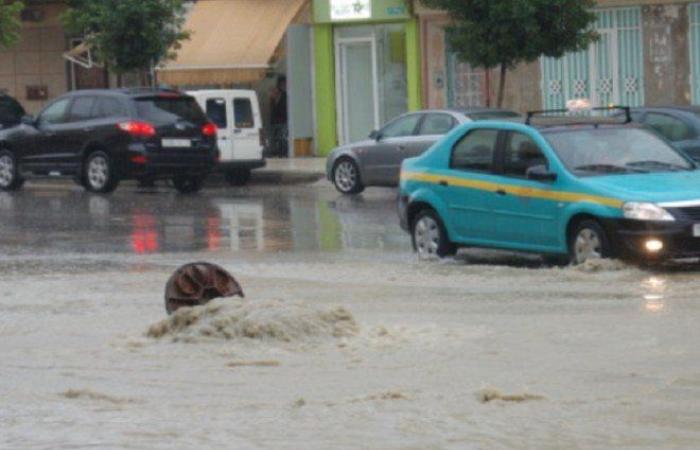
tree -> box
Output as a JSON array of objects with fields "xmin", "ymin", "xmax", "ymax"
[
  {"xmin": 420, "ymin": 0, "xmax": 598, "ymax": 107},
  {"xmin": 0, "ymin": 1, "xmax": 24, "ymax": 49},
  {"xmin": 62, "ymin": 0, "xmax": 189, "ymax": 79}
]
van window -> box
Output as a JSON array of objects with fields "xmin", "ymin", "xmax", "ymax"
[
  {"xmin": 206, "ymin": 98, "xmax": 227, "ymax": 128},
  {"xmin": 233, "ymin": 98, "xmax": 254, "ymax": 129},
  {"xmin": 136, "ymin": 96, "xmax": 207, "ymax": 125},
  {"xmin": 69, "ymin": 96, "xmax": 96, "ymax": 122}
]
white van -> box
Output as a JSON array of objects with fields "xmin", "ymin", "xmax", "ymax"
[{"xmin": 187, "ymin": 90, "xmax": 266, "ymax": 186}]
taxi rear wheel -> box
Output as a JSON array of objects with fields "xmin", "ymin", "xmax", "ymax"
[
  {"xmin": 412, "ymin": 209, "xmax": 456, "ymax": 259},
  {"xmin": 569, "ymin": 219, "xmax": 613, "ymax": 265}
]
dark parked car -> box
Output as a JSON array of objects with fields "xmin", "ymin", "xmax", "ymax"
[
  {"xmin": 0, "ymin": 94, "xmax": 25, "ymax": 130},
  {"xmin": 326, "ymin": 108, "xmax": 520, "ymax": 195},
  {"xmin": 628, "ymin": 106, "xmax": 700, "ymax": 161},
  {"xmin": 0, "ymin": 88, "xmax": 219, "ymax": 194}
]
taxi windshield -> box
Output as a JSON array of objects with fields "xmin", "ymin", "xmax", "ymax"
[{"xmin": 544, "ymin": 127, "xmax": 695, "ymax": 176}]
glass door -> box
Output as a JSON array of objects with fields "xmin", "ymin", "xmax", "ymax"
[{"xmin": 335, "ymin": 36, "xmax": 379, "ymax": 145}]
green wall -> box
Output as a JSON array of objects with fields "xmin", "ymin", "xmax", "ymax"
[
  {"xmin": 314, "ymin": 24, "xmax": 338, "ymax": 157},
  {"xmin": 406, "ymin": 18, "xmax": 422, "ymax": 112}
]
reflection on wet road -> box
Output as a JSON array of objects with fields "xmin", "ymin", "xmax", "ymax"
[
  {"xmin": 4, "ymin": 184, "xmax": 700, "ymax": 449},
  {"xmin": 0, "ymin": 184, "xmax": 410, "ymax": 262}
]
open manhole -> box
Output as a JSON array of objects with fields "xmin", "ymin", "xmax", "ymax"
[{"xmin": 165, "ymin": 262, "xmax": 244, "ymax": 314}]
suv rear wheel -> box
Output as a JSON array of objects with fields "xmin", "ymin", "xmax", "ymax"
[
  {"xmin": 84, "ymin": 151, "xmax": 120, "ymax": 193},
  {"xmin": 173, "ymin": 175, "xmax": 205, "ymax": 194},
  {"xmin": 0, "ymin": 149, "xmax": 24, "ymax": 191},
  {"xmin": 412, "ymin": 209, "xmax": 456, "ymax": 259},
  {"xmin": 225, "ymin": 169, "xmax": 251, "ymax": 187},
  {"xmin": 569, "ymin": 219, "xmax": 613, "ymax": 265}
]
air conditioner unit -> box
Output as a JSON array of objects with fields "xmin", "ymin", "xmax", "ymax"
[{"xmin": 21, "ymin": 9, "xmax": 45, "ymax": 22}]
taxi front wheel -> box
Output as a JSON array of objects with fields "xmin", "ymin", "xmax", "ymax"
[
  {"xmin": 569, "ymin": 219, "xmax": 613, "ymax": 265},
  {"xmin": 412, "ymin": 210, "xmax": 456, "ymax": 259}
]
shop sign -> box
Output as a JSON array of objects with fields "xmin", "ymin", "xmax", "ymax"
[{"xmin": 330, "ymin": 0, "xmax": 371, "ymax": 20}]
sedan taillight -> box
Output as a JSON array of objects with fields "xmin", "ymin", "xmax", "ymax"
[
  {"xmin": 118, "ymin": 121, "xmax": 156, "ymax": 138},
  {"xmin": 202, "ymin": 122, "xmax": 217, "ymax": 137}
]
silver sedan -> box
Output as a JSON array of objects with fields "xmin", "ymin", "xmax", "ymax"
[{"xmin": 326, "ymin": 108, "xmax": 520, "ymax": 194}]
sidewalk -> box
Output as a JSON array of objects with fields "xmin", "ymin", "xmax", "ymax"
[{"xmin": 247, "ymin": 157, "xmax": 326, "ymax": 185}]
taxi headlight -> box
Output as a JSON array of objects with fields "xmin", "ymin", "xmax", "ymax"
[{"xmin": 623, "ymin": 202, "xmax": 675, "ymax": 222}]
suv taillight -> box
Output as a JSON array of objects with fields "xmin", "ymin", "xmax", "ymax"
[
  {"xmin": 118, "ymin": 121, "xmax": 156, "ymax": 138},
  {"xmin": 202, "ymin": 123, "xmax": 217, "ymax": 137}
]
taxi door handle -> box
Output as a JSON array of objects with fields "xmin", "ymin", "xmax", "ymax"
[
  {"xmin": 439, "ymin": 180, "xmax": 448, "ymax": 187},
  {"xmin": 397, "ymin": 145, "xmax": 406, "ymax": 151},
  {"xmin": 496, "ymin": 189, "xmax": 507, "ymax": 196}
]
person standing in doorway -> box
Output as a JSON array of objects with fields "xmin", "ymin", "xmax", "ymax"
[{"xmin": 269, "ymin": 75, "xmax": 288, "ymax": 157}]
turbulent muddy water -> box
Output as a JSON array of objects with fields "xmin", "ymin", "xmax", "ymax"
[{"xmin": 2, "ymin": 184, "xmax": 700, "ymax": 449}]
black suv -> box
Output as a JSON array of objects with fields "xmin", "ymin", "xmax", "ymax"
[
  {"xmin": 0, "ymin": 88, "xmax": 219, "ymax": 194},
  {"xmin": 0, "ymin": 94, "xmax": 25, "ymax": 130}
]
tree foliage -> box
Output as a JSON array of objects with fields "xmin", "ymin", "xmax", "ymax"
[
  {"xmin": 62, "ymin": 0, "xmax": 190, "ymax": 74},
  {"xmin": 0, "ymin": 1, "xmax": 24, "ymax": 49},
  {"xmin": 419, "ymin": 0, "xmax": 598, "ymax": 106}
]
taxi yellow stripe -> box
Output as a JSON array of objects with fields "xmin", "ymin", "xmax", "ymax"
[{"xmin": 401, "ymin": 172, "xmax": 623, "ymax": 208}]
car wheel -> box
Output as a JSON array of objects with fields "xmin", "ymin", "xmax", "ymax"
[
  {"xmin": 569, "ymin": 219, "xmax": 613, "ymax": 265},
  {"xmin": 333, "ymin": 158, "xmax": 364, "ymax": 195},
  {"xmin": 84, "ymin": 151, "xmax": 119, "ymax": 193},
  {"xmin": 0, "ymin": 150, "xmax": 24, "ymax": 191},
  {"xmin": 412, "ymin": 209, "xmax": 456, "ymax": 259},
  {"xmin": 173, "ymin": 175, "xmax": 205, "ymax": 194},
  {"xmin": 224, "ymin": 169, "xmax": 251, "ymax": 187}
]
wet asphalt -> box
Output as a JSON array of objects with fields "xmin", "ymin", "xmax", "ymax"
[{"xmin": 0, "ymin": 179, "xmax": 410, "ymax": 270}]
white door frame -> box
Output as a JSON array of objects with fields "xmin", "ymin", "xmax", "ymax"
[{"xmin": 334, "ymin": 35, "xmax": 380, "ymax": 145}]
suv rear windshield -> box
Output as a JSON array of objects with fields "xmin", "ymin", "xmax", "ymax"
[{"xmin": 135, "ymin": 96, "xmax": 207, "ymax": 125}]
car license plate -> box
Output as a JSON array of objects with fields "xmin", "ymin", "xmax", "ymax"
[
  {"xmin": 162, "ymin": 138, "xmax": 191, "ymax": 148},
  {"xmin": 693, "ymin": 224, "xmax": 700, "ymax": 237}
]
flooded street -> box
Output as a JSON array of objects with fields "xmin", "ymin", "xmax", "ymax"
[{"xmin": 3, "ymin": 182, "xmax": 700, "ymax": 449}]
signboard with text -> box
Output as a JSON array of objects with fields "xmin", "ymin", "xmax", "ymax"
[
  {"xmin": 314, "ymin": 0, "xmax": 409, "ymax": 23},
  {"xmin": 330, "ymin": 0, "xmax": 371, "ymax": 20}
]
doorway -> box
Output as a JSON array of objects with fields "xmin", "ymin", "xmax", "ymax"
[{"xmin": 335, "ymin": 36, "xmax": 379, "ymax": 145}]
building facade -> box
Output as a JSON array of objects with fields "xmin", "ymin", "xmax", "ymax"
[
  {"xmin": 312, "ymin": 0, "xmax": 422, "ymax": 155},
  {"xmin": 417, "ymin": 0, "xmax": 700, "ymax": 113}
]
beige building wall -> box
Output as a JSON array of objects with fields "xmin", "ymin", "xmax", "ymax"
[
  {"xmin": 416, "ymin": 0, "xmax": 700, "ymax": 112},
  {"xmin": 0, "ymin": 3, "xmax": 68, "ymax": 114}
]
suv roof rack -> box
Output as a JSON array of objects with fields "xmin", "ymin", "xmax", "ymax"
[
  {"xmin": 121, "ymin": 86, "xmax": 183, "ymax": 95},
  {"xmin": 525, "ymin": 105, "xmax": 632, "ymax": 126}
]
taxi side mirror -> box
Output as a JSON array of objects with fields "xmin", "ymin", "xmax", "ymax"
[{"xmin": 527, "ymin": 165, "xmax": 557, "ymax": 182}]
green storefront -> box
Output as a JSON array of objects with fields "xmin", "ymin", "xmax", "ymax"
[{"xmin": 313, "ymin": 0, "xmax": 422, "ymax": 156}]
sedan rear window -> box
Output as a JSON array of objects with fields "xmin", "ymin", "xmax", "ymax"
[{"xmin": 136, "ymin": 96, "xmax": 207, "ymax": 125}]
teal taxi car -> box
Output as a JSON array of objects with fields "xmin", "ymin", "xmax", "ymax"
[{"xmin": 398, "ymin": 107, "xmax": 700, "ymax": 264}]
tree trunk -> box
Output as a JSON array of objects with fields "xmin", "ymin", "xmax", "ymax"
[
  {"xmin": 497, "ymin": 62, "xmax": 507, "ymax": 108},
  {"xmin": 484, "ymin": 68, "xmax": 491, "ymax": 107}
]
